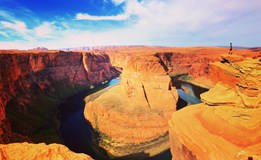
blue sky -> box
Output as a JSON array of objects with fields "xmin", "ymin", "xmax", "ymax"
[{"xmin": 0, "ymin": 0, "xmax": 260, "ymax": 49}]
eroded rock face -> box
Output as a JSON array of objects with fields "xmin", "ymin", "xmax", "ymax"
[
  {"xmin": 84, "ymin": 52, "xmax": 178, "ymax": 158},
  {"xmin": 155, "ymin": 48, "xmax": 228, "ymax": 77},
  {"xmin": 83, "ymin": 47, "xmax": 260, "ymax": 159},
  {"xmin": 168, "ymin": 56, "xmax": 261, "ymax": 160},
  {"xmin": 0, "ymin": 50, "xmax": 119, "ymax": 143},
  {"xmin": 0, "ymin": 142, "xmax": 93, "ymax": 160},
  {"xmin": 208, "ymin": 57, "xmax": 261, "ymax": 108},
  {"xmin": 156, "ymin": 48, "xmax": 260, "ymax": 88},
  {"xmin": 169, "ymin": 105, "xmax": 261, "ymax": 160}
]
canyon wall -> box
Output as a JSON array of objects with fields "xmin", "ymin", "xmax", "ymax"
[
  {"xmin": 2, "ymin": 47, "xmax": 259, "ymax": 159},
  {"xmin": 84, "ymin": 51, "xmax": 178, "ymax": 159},
  {"xmin": 0, "ymin": 50, "xmax": 119, "ymax": 143},
  {"xmin": 156, "ymin": 47, "xmax": 261, "ymax": 88},
  {"xmin": 168, "ymin": 54, "xmax": 261, "ymax": 160},
  {"xmin": 83, "ymin": 47, "xmax": 260, "ymax": 159}
]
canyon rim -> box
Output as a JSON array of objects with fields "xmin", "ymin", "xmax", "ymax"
[
  {"xmin": 0, "ymin": 46, "xmax": 260, "ymax": 160},
  {"xmin": 1, "ymin": 0, "xmax": 261, "ymax": 159}
]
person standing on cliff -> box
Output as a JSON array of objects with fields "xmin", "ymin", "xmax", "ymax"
[{"xmin": 229, "ymin": 42, "xmax": 232, "ymax": 54}]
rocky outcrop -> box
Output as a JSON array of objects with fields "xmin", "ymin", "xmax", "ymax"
[
  {"xmin": 169, "ymin": 104, "xmax": 261, "ymax": 160},
  {"xmin": 168, "ymin": 55, "xmax": 261, "ymax": 160},
  {"xmin": 0, "ymin": 142, "xmax": 93, "ymax": 160},
  {"xmin": 0, "ymin": 50, "xmax": 119, "ymax": 143},
  {"xmin": 156, "ymin": 47, "xmax": 261, "ymax": 88},
  {"xmin": 206, "ymin": 56, "xmax": 261, "ymax": 108},
  {"xmin": 83, "ymin": 47, "xmax": 260, "ymax": 159},
  {"xmin": 3, "ymin": 46, "xmax": 255, "ymax": 159},
  {"xmin": 84, "ymin": 52, "xmax": 178, "ymax": 158},
  {"xmin": 155, "ymin": 48, "xmax": 227, "ymax": 76}
]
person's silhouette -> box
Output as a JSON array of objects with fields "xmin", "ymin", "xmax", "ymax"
[{"xmin": 229, "ymin": 42, "xmax": 232, "ymax": 54}]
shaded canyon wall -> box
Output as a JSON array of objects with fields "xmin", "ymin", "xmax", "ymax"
[{"xmin": 0, "ymin": 50, "xmax": 119, "ymax": 143}]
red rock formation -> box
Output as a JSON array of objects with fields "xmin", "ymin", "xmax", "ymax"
[
  {"xmin": 0, "ymin": 50, "xmax": 119, "ymax": 143},
  {"xmin": 84, "ymin": 52, "xmax": 178, "ymax": 158},
  {"xmin": 155, "ymin": 48, "xmax": 226, "ymax": 76},
  {"xmin": 206, "ymin": 57, "xmax": 261, "ymax": 108},
  {"xmin": 156, "ymin": 47, "xmax": 260, "ymax": 88},
  {"xmin": 169, "ymin": 105, "xmax": 261, "ymax": 160},
  {"xmin": 168, "ymin": 56, "xmax": 261, "ymax": 160},
  {"xmin": 0, "ymin": 142, "xmax": 93, "ymax": 160},
  {"xmin": 2, "ymin": 46, "xmax": 258, "ymax": 159},
  {"xmin": 84, "ymin": 46, "xmax": 260, "ymax": 159}
]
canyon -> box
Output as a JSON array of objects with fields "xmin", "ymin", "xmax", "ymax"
[
  {"xmin": 85, "ymin": 46, "xmax": 260, "ymax": 159},
  {"xmin": 84, "ymin": 49, "xmax": 178, "ymax": 158},
  {"xmin": 0, "ymin": 46, "xmax": 260, "ymax": 159},
  {"xmin": 0, "ymin": 50, "xmax": 119, "ymax": 159}
]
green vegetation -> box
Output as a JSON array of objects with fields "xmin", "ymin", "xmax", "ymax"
[{"xmin": 6, "ymin": 84, "xmax": 89, "ymax": 144}]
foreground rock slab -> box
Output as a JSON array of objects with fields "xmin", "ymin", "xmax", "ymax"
[
  {"xmin": 169, "ymin": 105, "xmax": 261, "ymax": 160},
  {"xmin": 0, "ymin": 142, "xmax": 93, "ymax": 160},
  {"xmin": 168, "ymin": 56, "xmax": 261, "ymax": 160}
]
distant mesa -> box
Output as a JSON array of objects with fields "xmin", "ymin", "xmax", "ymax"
[
  {"xmin": 60, "ymin": 45, "xmax": 147, "ymax": 52},
  {"xmin": 28, "ymin": 47, "xmax": 49, "ymax": 51}
]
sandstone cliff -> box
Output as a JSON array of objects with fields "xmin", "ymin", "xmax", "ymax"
[
  {"xmin": 83, "ymin": 47, "xmax": 260, "ymax": 159},
  {"xmin": 156, "ymin": 47, "xmax": 260, "ymax": 88},
  {"xmin": 84, "ymin": 51, "xmax": 178, "ymax": 159},
  {"xmin": 169, "ymin": 104, "xmax": 261, "ymax": 160},
  {"xmin": 168, "ymin": 55, "xmax": 261, "ymax": 160},
  {"xmin": 0, "ymin": 142, "xmax": 93, "ymax": 160},
  {"xmin": 3, "ymin": 46, "xmax": 256, "ymax": 160},
  {"xmin": 0, "ymin": 50, "xmax": 119, "ymax": 143}
]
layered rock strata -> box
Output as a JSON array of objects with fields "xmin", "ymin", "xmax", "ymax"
[
  {"xmin": 208, "ymin": 56, "xmax": 261, "ymax": 108},
  {"xmin": 156, "ymin": 47, "xmax": 260, "ymax": 88},
  {"xmin": 0, "ymin": 142, "xmax": 93, "ymax": 160},
  {"xmin": 0, "ymin": 50, "xmax": 119, "ymax": 143},
  {"xmin": 84, "ymin": 53, "xmax": 178, "ymax": 158},
  {"xmin": 169, "ymin": 104, "xmax": 261, "ymax": 160},
  {"xmin": 84, "ymin": 47, "xmax": 260, "ymax": 159},
  {"xmin": 168, "ymin": 56, "xmax": 261, "ymax": 160}
]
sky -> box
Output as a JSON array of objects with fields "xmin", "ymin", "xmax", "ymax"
[{"xmin": 0, "ymin": 0, "xmax": 260, "ymax": 49}]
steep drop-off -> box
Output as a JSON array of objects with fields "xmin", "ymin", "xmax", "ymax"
[
  {"xmin": 156, "ymin": 47, "xmax": 260, "ymax": 88},
  {"xmin": 84, "ymin": 51, "xmax": 178, "ymax": 158},
  {"xmin": 0, "ymin": 50, "xmax": 119, "ymax": 143},
  {"xmin": 2, "ymin": 46, "xmax": 258, "ymax": 160},
  {"xmin": 83, "ymin": 47, "xmax": 260, "ymax": 159},
  {"xmin": 168, "ymin": 55, "xmax": 261, "ymax": 160}
]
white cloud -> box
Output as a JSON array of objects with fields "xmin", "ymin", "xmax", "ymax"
[
  {"xmin": 34, "ymin": 22, "xmax": 56, "ymax": 37},
  {"xmin": 51, "ymin": 0, "xmax": 261, "ymax": 47},
  {"xmin": 0, "ymin": 41, "xmax": 33, "ymax": 50},
  {"xmin": 123, "ymin": 0, "xmax": 261, "ymax": 32},
  {"xmin": 0, "ymin": 10, "xmax": 15, "ymax": 20},
  {"xmin": 1, "ymin": 20, "xmax": 29, "ymax": 34},
  {"xmin": 0, "ymin": 31, "xmax": 9, "ymax": 37},
  {"xmin": 111, "ymin": 0, "xmax": 126, "ymax": 5},
  {"xmin": 76, "ymin": 13, "xmax": 129, "ymax": 21}
]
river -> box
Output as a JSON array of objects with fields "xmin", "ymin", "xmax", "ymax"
[
  {"xmin": 171, "ymin": 75, "xmax": 208, "ymax": 110},
  {"xmin": 59, "ymin": 77, "xmax": 207, "ymax": 159},
  {"xmin": 59, "ymin": 79, "xmax": 120, "ymax": 160}
]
